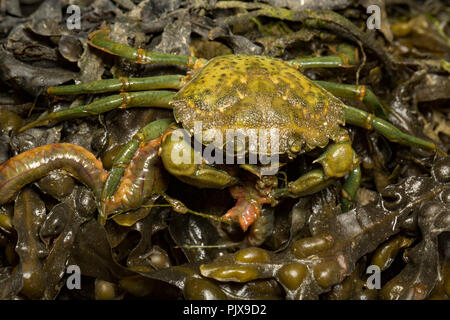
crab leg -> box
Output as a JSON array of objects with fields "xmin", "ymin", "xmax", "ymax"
[
  {"xmin": 275, "ymin": 169, "xmax": 335, "ymax": 199},
  {"xmin": 341, "ymin": 165, "xmax": 362, "ymax": 212},
  {"xmin": 288, "ymin": 55, "xmax": 353, "ymax": 69},
  {"xmin": 276, "ymin": 130, "xmax": 359, "ymax": 197},
  {"xmin": 313, "ymin": 80, "xmax": 389, "ymax": 118},
  {"xmin": 287, "ymin": 44, "xmax": 359, "ymax": 69},
  {"xmin": 47, "ymin": 75, "xmax": 185, "ymax": 96},
  {"xmin": 88, "ymin": 29, "xmax": 205, "ymax": 68},
  {"xmin": 275, "ymin": 105, "xmax": 435, "ymax": 205},
  {"xmin": 159, "ymin": 124, "xmax": 239, "ymax": 189},
  {"xmin": 343, "ymin": 105, "xmax": 436, "ymax": 151},
  {"xmin": 19, "ymin": 91, "xmax": 175, "ymax": 132}
]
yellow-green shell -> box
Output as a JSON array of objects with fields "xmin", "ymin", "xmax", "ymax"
[{"xmin": 171, "ymin": 54, "xmax": 346, "ymax": 156}]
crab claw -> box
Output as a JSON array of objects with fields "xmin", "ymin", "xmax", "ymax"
[{"xmin": 222, "ymin": 184, "xmax": 272, "ymax": 232}]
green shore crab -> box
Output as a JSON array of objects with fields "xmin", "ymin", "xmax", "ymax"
[{"xmin": 0, "ymin": 28, "xmax": 437, "ymax": 235}]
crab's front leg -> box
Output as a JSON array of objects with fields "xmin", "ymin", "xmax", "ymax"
[
  {"xmin": 159, "ymin": 124, "xmax": 239, "ymax": 189},
  {"xmin": 275, "ymin": 129, "xmax": 360, "ymax": 210}
]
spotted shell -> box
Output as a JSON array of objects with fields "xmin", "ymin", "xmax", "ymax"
[{"xmin": 170, "ymin": 54, "xmax": 346, "ymax": 156}]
